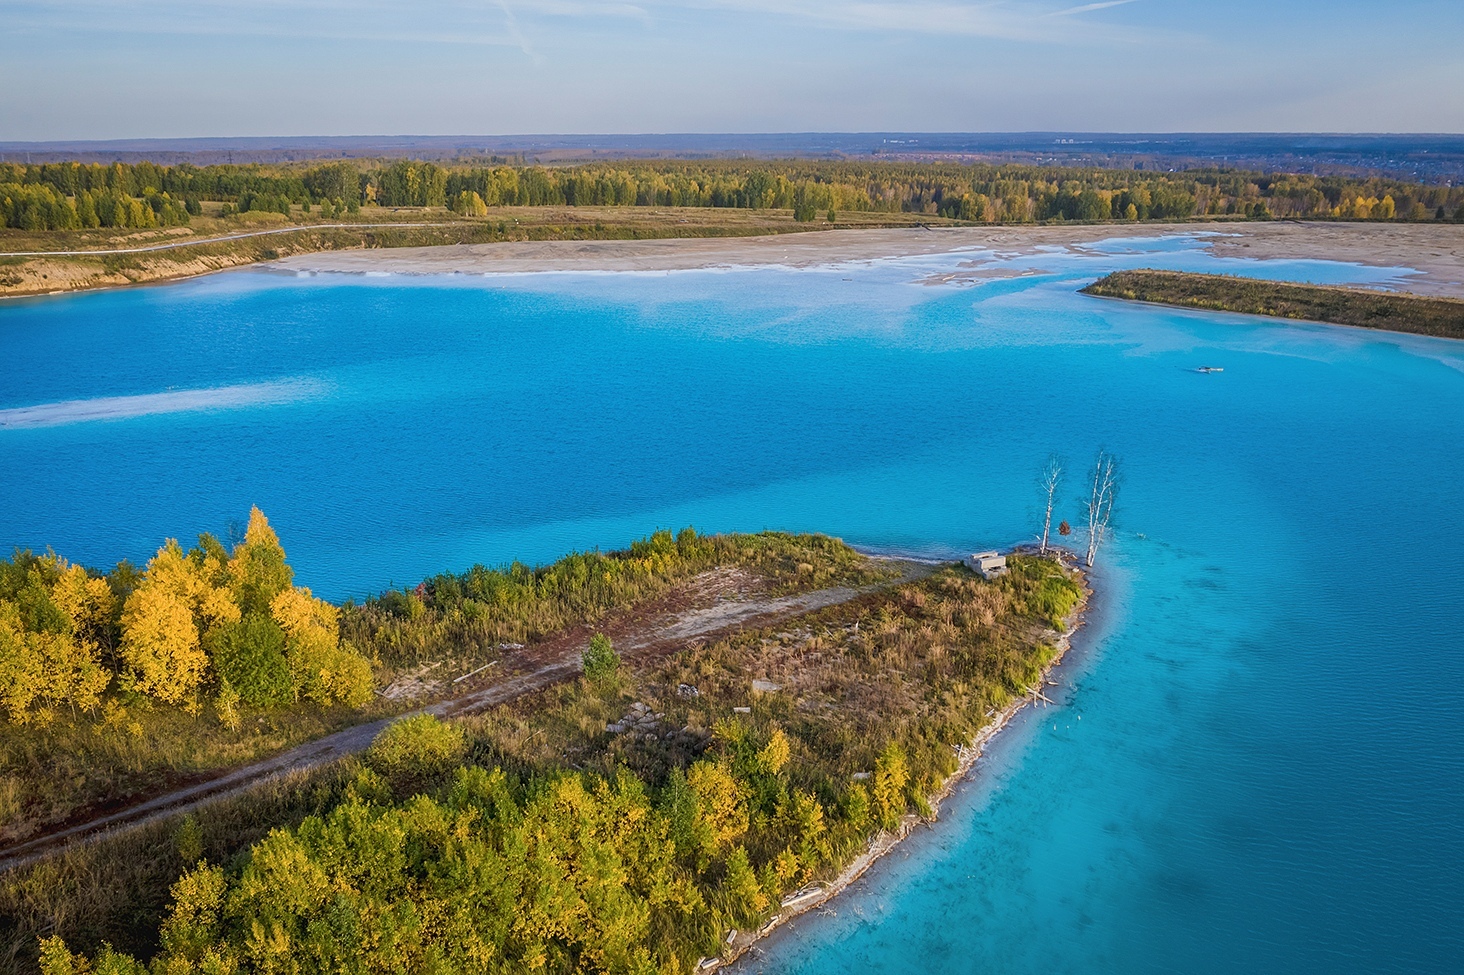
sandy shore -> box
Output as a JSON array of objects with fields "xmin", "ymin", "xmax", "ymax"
[
  {"xmin": 275, "ymin": 222, "xmax": 1464, "ymax": 297},
  {"xmin": 707, "ymin": 551, "xmax": 1093, "ymax": 973}
]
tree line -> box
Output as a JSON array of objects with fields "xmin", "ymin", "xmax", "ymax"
[
  {"xmin": 0, "ymin": 523, "xmax": 872, "ymax": 767},
  {"xmin": 40, "ymin": 720, "xmax": 913, "ymax": 975},
  {"xmin": 0, "ymin": 508, "xmax": 371, "ymax": 727},
  {"xmin": 0, "ymin": 182, "xmax": 193, "ymax": 231},
  {"xmin": 4, "ymin": 157, "xmax": 1464, "ymax": 231}
]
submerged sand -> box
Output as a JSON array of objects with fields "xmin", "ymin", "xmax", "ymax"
[{"xmin": 274, "ymin": 222, "xmax": 1464, "ymax": 298}]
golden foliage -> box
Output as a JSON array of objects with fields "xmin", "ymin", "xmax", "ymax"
[
  {"xmin": 121, "ymin": 580, "xmax": 205, "ymax": 704},
  {"xmin": 872, "ymin": 742, "xmax": 910, "ymax": 829},
  {"xmin": 230, "ymin": 506, "xmax": 292, "ymax": 616},
  {"xmin": 0, "ymin": 561, "xmax": 111, "ymax": 722},
  {"xmin": 50, "ymin": 562, "xmax": 117, "ymax": 651},
  {"xmin": 269, "ymin": 585, "xmax": 337, "ymax": 638},
  {"xmin": 687, "ymin": 759, "xmax": 747, "ymax": 852},
  {"xmin": 271, "ymin": 585, "xmax": 371, "ymax": 707},
  {"xmin": 119, "ymin": 542, "xmax": 214, "ymax": 703},
  {"xmin": 756, "ymin": 727, "xmax": 790, "ymax": 776},
  {"xmin": 0, "ymin": 600, "xmax": 39, "ymax": 721}
]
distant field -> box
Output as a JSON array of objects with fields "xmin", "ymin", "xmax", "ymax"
[{"xmin": 1081, "ymin": 268, "xmax": 1464, "ymax": 340}]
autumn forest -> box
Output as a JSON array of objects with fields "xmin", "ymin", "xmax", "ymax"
[{"xmin": 4, "ymin": 156, "xmax": 1463, "ymax": 232}]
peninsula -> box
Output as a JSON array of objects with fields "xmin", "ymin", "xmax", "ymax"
[
  {"xmin": 0, "ymin": 514, "xmax": 1084, "ymax": 975},
  {"xmin": 1082, "ymin": 268, "xmax": 1464, "ymax": 339}
]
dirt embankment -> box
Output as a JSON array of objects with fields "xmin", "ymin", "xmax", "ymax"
[{"xmin": 0, "ymin": 560, "xmax": 928, "ymax": 874}]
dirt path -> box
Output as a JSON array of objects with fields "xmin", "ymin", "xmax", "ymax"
[{"xmin": 0, "ymin": 561, "xmax": 929, "ymax": 874}]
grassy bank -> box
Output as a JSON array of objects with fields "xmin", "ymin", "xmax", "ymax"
[
  {"xmin": 0, "ymin": 205, "xmax": 949, "ymax": 298},
  {"xmin": 1081, "ymin": 268, "xmax": 1464, "ymax": 339},
  {"xmin": 4, "ymin": 554, "xmax": 1082, "ymax": 975}
]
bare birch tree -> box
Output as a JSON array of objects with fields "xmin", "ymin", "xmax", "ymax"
[
  {"xmin": 1084, "ymin": 449, "xmax": 1120, "ymax": 568},
  {"xmin": 1038, "ymin": 454, "xmax": 1063, "ymax": 554}
]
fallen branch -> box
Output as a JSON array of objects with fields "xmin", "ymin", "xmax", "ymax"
[{"xmin": 452, "ymin": 661, "xmax": 499, "ymax": 684}]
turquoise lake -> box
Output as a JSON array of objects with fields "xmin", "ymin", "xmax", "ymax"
[{"xmin": 2, "ymin": 235, "xmax": 1461, "ymax": 972}]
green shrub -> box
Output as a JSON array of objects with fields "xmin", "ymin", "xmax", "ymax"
[
  {"xmin": 366, "ymin": 714, "xmax": 465, "ymax": 777},
  {"xmin": 173, "ymin": 814, "xmax": 203, "ymax": 864},
  {"xmin": 205, "ymin": 615, "xmax": 292, "ymax": 707},
  {"xmin": 582, "ymin": 632, "xmax": 619, "ymax": 683}
]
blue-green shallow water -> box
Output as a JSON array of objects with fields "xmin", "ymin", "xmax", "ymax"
[{"xmin": 2, "ymin": 235, "xmax": 1461, "ymax": 972}]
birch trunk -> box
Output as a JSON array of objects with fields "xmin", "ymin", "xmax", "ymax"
[
  {"xmin": 1039, "ymin": 455, "xmax": 1063, "ymax": 554},
  {"xmin": 1084, "ymin": 450, "xmax": 1119, "ymax": 568}
]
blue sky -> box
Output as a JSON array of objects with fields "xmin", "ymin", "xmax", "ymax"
[{"xmin": 2, "ymin": 0, "xmax": 1461, "ymax": 139}]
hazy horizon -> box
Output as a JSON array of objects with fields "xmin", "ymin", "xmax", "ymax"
[
  {"xmin": 4, "ymin": 1, "xmax": 1462, "ymax": 141},
  {"xmin": 6, "ymin": 132, "xmax": 1462, "ymax": 183}
]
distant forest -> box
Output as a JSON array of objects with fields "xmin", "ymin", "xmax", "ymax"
[{"xmin": 4, "ymin": 157, "xmax": 1464, "ymax": 231}]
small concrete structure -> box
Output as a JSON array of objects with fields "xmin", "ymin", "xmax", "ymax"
[
  {"xmin": 781, "ymin": 885, "xmax": 825, "ymax": 910},
  {"xmin": 966, "ymin": 550, "xmax": 1009, "ymax": 580}
]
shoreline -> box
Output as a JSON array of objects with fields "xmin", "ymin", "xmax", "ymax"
[
  {"xmin": 270, "ymin": 221, "xmax": 1464, "ymax": 298},
  {"xmin": 710, "ymin": 548, "xmax": 1095, "ymax": 972},
  {"xmin": 5, "ymin": 222, "xmax": 1462, "ymax": 300}
]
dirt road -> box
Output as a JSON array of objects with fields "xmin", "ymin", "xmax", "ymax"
[{"xmin": 0, "ymin": 223, "xmax": 457, "ymax": 258}]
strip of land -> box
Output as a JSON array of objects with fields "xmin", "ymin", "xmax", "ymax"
[
  {"xmin": 0, "ymin": 207, "xmax": 950, "ymax": 297},
  {"xmin": 1082, "ymin": 268, "xmax": 1464, "ymax": 339}
]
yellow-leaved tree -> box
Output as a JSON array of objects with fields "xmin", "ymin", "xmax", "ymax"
[
  {"xmin": 189, "ymin": 532, "xmax": 243, "ymax": 633},
  {"xmin": 270, "ymin": 585, "xmax": 372, "ymax": 707},
  {"xmin": 51, "ymin": 561, "xmax": 118, "ymax": 664},
  {"xmin": 119, "ymin": 537, "xmax": 240, "ymax": 705},
  {"xmin": 0, "ymin": 559, "xmax": 113, "ymax": 723},
  {"xmin": 687, "ymin": 759, "xmax": 747, "ymax": 855},
  {"xmin": 756, "ymin": 727, "xmax": 791, "ymax": 776},
  {"xmin": 871, "ymin": 741, "xmax": 909, "ymax": 829},
  {"xmin": 0, "ymin": 600, "xmax": 38, "ymax": 720},
  {"xmin": 120, "ymin": 542, "xmax": 209, "ymax": 704},
  {"xmin": 41, "ymin": 561, "xmax": 113, "ymax": 714},
  {"xmin": 229, "ymin": 506, "xmax": 292, "ymax": 617}
]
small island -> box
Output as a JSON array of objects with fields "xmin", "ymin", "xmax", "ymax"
[{"xmin": 1081, "ymin": 268, "xmax": 1464, "ymax": 340}]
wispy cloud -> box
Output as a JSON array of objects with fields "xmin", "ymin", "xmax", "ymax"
[
  {"xmin": 2, "ymin": 0, "xmax": 1148, "ymax": 46},
  {"xmin": 1049, "ymin": 0, "xmax": 1139, "ymax": 16},
  {"xmin": 644, "ymin": 0, "xmax": 1149, "ymax": 42},
  {"xmin": 641, "ymin": 0, "xmax": 1153, "ymax": 42},
  {"xmin": 498, "ymin": 0, "xmax": 544, "ymax": 62},
  {"xmin": 2, "ymin": 1, "xmax": 531, "ymax": 48}
]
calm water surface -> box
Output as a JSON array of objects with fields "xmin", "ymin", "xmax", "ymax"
[{"xmin": 2, "ymin": 235, "xmax": 1460, "ymax": 973}]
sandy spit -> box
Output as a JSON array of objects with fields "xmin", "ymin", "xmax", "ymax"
[{"xmin": 273, "ymin": 222, "xmax": 1464, "ymax": 297}]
